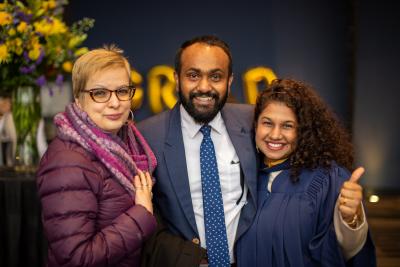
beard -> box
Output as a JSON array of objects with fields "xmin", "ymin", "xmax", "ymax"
[{"xmin": 178, "ymin": 85, "xmax": 229, "ymax": 124}]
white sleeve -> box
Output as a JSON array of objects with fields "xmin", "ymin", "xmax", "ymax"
[{"xmin": 334, "ymin": 197, "xmax": 368, "ymax": 260}]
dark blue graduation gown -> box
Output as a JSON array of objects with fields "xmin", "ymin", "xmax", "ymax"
[{"xmin": 236, "ymin": 163, "xmax": 376, "ymax": 267}]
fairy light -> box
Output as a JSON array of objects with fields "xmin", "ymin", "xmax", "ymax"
[{"xmin": 369, "ymin": 195, "xmax": 380, "ymax": 203}]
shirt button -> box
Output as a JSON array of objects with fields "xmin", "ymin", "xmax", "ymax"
[{"xmin": 192, "ymin": 237, "xmax": 200, "ymax": 245}]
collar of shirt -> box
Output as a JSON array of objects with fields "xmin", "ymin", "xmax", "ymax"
[{"xmin": 180, "ymin": 104, "xmax": 224, "ymax": 138}]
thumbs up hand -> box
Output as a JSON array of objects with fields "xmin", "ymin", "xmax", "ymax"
[{"xmin": 339, "ymin": 167, "xmax": 364, "ymax": 226}]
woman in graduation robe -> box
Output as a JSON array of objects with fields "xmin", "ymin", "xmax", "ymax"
[{"xmin": 236, "ymin": 79, "xmax": 376, "ymax": 267}]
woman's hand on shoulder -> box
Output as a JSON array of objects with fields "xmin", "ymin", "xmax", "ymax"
[{"xmin": 134, "ymin": 169, "xmax": 154, "ymax": 215}]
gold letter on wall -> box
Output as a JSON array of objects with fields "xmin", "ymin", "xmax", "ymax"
[
  {"xmin": 243, "ymin": 67, "xmax": 277, "ymax": 104},
  {"xmin": 147, "ymin": 65, "xmax": 177, "ymax": 114},
  {"xmin": 130, "ymin": 69, "xmax": 144, "ymax": 109}
]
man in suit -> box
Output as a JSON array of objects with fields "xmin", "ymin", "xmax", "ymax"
[
  {"xmin": 138, "ymin": 35, "xmax": 370, "ymax": 267},
  {"xmin": 138, "ymin": 35, "xmax": 257, "ymax": 266}
]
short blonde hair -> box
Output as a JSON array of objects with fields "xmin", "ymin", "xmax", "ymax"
[{"xmin": 72, "ymin": 44, "xmax": 131, "ymax": 98}]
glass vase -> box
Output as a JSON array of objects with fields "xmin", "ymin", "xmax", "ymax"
[{"xmin": 12, "ymin": 86, "xmax": 41, "ymax": 172}]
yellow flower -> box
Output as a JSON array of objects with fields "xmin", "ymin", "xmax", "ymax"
[
  {"xmin": 0, "ymin": 11, "xmax": 12, "ymax": 26},
  {"xmin": 14, "ymin": 38, "xmax": 23, "ymax": 55},
  {"xmin": 41, "ymin": 2, "xmax": 49, "ymax": 10},
  {"xmin": 41, "ymin": 1, "xmax": 56, "ymax": 10},
  {"xmin": 28, "ymin": 44, "xmax": 42, "ymax": 61},
  {"xmin": 0, "ymin": 44, "xmax": 9, "ymax": 63},
  {"xmin": 74, "ymin": 47, "xmax": 89, "ymax": 57},
  {"xmin": 32, "ymin": 34, "xmax": 40, "ymax": 42},
  {"xmin": 34, "ymin": 17, "xmax": 67, "ymax": 35},
  {"xmin": 17, "ymin": 21, "xmax": 28, "ymax": 33},
  {"xmin": 48, "ymin": 0, "xmax": 57, "ymax": 9},
  {"xmin": 68, "ymin": 35, "xmax": 86, "ymax": 48},
  {"xmin": 8, "ymin": 38, "xmax": 23, "ymax": 55},
  {"xmin": 34, "ymin": 20, "xmax": 50, "ymax": 35},
  {"xmin": 15, "ymin": 46, "xmax": 24, "ymax": 55},
  {"xmin": 36, "ymin": 8, "xmax": 45, "ymax": 17},
  {"xmin": 8, "ymin": 28, "xmax": 16, "ymax": 36},
  {"xmin": 51, "ymin": 18, "xmax": 67, "ymax": 34},
  {"xmin": 0, "ymin": 3, "xmax": 7, "ymax": 10},
  {"xmin": 62, "ymin": 61, "xmax": 73, "ymax": 72}
]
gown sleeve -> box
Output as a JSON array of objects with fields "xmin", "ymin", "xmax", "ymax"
[{"xmin": 307, "ymin": 165, "xmax": 376, "ymax": 267}]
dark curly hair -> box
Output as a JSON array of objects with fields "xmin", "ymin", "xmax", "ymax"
[{"xmin": 254, "ymin": 78, "xmax": 354, "ymax": 181}]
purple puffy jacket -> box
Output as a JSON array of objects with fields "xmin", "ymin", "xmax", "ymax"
[{"xmin": 36, "ymin": 137, "xmax": 156, "ymax": 267}]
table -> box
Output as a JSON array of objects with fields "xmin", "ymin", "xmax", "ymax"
[{"xmin": 0, "ymin": 167, "xmax": 47, "ymax": 267}]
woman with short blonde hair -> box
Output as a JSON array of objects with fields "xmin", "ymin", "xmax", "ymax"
[{"xmin": 37, "ymin": 45, "xmax": 157, "ymax": 267}]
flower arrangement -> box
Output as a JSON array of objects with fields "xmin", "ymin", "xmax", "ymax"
[
  {"xmin": 0, "ymin": 0, "xmax": 94, "ymax": 94},
  {"xmin": 0, "ymin": 0, "xmax": 94, "ymax": 171}
]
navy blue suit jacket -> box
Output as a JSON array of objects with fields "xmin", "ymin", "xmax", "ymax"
[{"xmin": 138, "ymin": 103, "xmax": 257, "ymax": 265}]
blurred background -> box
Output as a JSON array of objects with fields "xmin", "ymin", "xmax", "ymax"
[
  {"xmin": 65, "ymin": 1, "xmax": 400, "ymax": 265},
  {"xmin": 1, "ymin": 0, "xmax": 399, "ymax": 266},
  {"xmin": 63, "ymin": 0, "xmax": 400, "ymax": 193}
]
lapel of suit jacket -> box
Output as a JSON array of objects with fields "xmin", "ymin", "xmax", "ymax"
[
  {"xmin": 163, "ymin": 104, "xmax": 198, "ymax": 235},
  {"xmin": 221, "ymin": 105, "xmax": 258, "ymax": 240}
]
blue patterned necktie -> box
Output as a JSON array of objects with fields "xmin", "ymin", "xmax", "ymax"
[{"xmin": 200, "ymin": 125, "xmax": 230, "ymax": 267}]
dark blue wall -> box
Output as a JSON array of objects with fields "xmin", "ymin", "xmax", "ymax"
[
  {"xmin": 66, "ymin": 0, "xmax": 352, "ymax": 122},
  {"xmin": 66, "ymin": 0, "xmax": 400, "ymax": 191},
  {"xmin": 353, "ymin": 1, "xmax": 400, "ymax": 190}
]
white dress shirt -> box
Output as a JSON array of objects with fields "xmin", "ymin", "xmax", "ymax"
[{"xmin": 180, "ymin": 105, "xmax": 247, "ymax": 263}]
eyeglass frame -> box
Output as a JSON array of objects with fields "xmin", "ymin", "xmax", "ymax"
[{"xmin": 80, "ymin": 85, "xmax": 136, "ymax": 103}]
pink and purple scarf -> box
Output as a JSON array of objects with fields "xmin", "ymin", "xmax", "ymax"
[{"xmin": 54, "ymin": 103, "xmax": 157, "ymax": 196}]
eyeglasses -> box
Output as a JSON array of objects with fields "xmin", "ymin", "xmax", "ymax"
[{"xmin": 80, "ymin": 85, "xmax": 136, "ymax": 103}]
